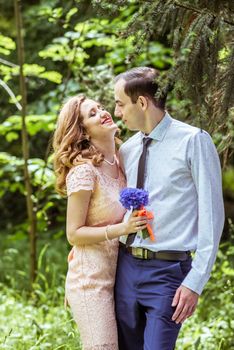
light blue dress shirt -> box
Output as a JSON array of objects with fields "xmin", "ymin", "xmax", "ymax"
[{"xmin": 119, "ymin": 112, "xmax": 225, "ymax": 295}]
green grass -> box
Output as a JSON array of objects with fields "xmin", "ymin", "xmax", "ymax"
[
  {"xmin": 0, "ymin": 284, "xmax": 232, "ymax": 350},
  {"xmin": 0, "ymin": 236, "xmax": 81, "ymax": 349},
  {"xmin": 0, "ymin": 234, "xmax": 233, "ymax": 350},
  {"xmin": 0, "ymin": 286, "xmax": 81, "ymax": 350}
]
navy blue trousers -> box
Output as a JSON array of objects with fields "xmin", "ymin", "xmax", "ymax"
[{"xmin": 114, "ymin": 247, "xmax": 192, "ymax": 350}]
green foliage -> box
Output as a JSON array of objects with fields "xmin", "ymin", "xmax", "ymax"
[
  {"xmin": 96, "ymin": 0, "xmax": 234, "ymax": 155},
  {"xmin": 0, "ymin": 236, "xmax": 80, "ymax": 349},
  {"xmin": 0, "ymin": 286, "xmax": 81, "ymax": 349},
  {"xmin": 0, "ymin": 152, "xmax": 55, "ymax": 193},
  {"xmin": 0, "ymin": 151, "xmax": 64, "ymax": 241},
  {"xmin": 223, "ymin": 167, "xmax": 234, "ymax": 199},
  {"xmin": 0, "ymin": 63, "xmax": 63, "ymax": 84},
  {"xmin": 0, "ymin": 114, "xmax": 56, "ymax": 140},
  {"xmin": 176, "ymin": 238, "xmax": 234, "ymax": 349},
  {"xmin": 0, "ymin": 34, "xmax": 15, "ymax": 55}
]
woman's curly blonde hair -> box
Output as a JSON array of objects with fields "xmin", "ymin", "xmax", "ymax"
[{"xmin": 53, "ymin": 94, "xmax": 120, "ymax": 196}]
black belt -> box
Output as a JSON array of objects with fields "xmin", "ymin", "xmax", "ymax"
[{"xmin": 119, "ymin": 242, "xmax": 191, "ymax": 261}]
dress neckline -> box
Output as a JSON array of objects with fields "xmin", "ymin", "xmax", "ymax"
[
  {"xmin": 99, "ymin": 155, "xmax": 121, "ymax": 180},
  {"xmin": 87, "ymin": 157, "xmax": 122, "ymax": 180},
  {"xmin": 98, "ymin": 166, "xmax": 120, "ymax": 180}
]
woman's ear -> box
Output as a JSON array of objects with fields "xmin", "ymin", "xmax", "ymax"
[{"xmin": 137, "ymin": 96, "xmax": 148, "ymax": 111}]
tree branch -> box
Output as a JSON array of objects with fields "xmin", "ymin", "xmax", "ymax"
[
  {"xmin": 174, "ymin": 1, "xmax": 234, "ymax": 26},
  {"xmin": 14, "ymin": 0, "xmax": 37, "ymax": 286},
  {"xmin": 0, "ymin": 58, "xmax": 18, "ymax": 67},
  {"xmin": 0, "ymin": 78, "xmax": 22, "ymax": 110}
]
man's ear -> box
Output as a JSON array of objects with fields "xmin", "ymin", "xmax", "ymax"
[{"xmin": 137, "ymin": 95, "xmax": 148, "ymax": 111}]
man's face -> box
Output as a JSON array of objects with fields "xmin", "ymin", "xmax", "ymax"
[{"xmin": 114, "ymin": 79, "xmax": 144, "ymax": 131}]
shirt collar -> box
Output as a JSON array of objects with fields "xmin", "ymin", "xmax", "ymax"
[{"xmin": 141, "ymin": 111, "xmax": 172, "ymax": 142}]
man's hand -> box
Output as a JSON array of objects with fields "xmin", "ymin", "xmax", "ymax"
[{"xmin": 171, "ymin": 285, "xmax": 199, "ymax": 324}]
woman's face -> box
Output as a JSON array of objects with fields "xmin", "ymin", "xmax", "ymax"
[{"xmin": 80, "ymin": 99, "xmax": 118, "ymax": 139}]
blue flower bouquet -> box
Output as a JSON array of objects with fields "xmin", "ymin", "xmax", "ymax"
[{"xmin": 119, "ymin": 187, "xmax": 155, "ymax": 241}]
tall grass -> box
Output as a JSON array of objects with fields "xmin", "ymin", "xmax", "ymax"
[{"xmin": 0, "ymin": 233, "xmax": 233, "ymax": 349}]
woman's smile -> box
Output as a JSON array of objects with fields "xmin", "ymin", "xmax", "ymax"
[{"xmin": 101, "ymin": 115, "xmax": 113, "ymax": 125}]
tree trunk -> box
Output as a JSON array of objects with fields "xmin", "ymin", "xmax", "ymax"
[{"xmin": 14, "ymin": 0, "xmax": 37, "ymax": 286}]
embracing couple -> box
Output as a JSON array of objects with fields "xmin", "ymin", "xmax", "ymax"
[{"xmin": 53, "ymin": 67, "xmax": 224, "ymax": 350}]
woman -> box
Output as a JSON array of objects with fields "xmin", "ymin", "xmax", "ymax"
[{"xmin": 53, "ymin": 95, "xmax": 147, "ymax": 350}]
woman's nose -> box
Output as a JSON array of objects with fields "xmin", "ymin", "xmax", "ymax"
[{"xmin": 100, "ymin": 110, "xmax": 110, "ymax": 118}]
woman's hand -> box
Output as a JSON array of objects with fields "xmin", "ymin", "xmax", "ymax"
[{"xmin": 122, "ymin": 210, "xmax": 148, "ymax": 235}]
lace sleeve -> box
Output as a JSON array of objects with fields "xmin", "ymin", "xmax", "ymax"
[{"xmin": 66, "ymin": 163, "xmax": 96, "ymax": 196}]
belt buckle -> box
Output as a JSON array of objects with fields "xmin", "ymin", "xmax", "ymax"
[{"xmin": 132, "ymin": 247, "xmax": 144, "ymax": 259}]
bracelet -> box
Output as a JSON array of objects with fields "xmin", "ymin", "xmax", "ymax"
[{"xmin": 105, "ymin": 225, "xmax": 111, "ymax": 242}]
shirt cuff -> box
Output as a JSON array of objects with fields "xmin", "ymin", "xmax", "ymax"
[
  {"xmin": 181, "ymin": 267, "xmax": 210, "ymax": 295},
  {"xmin": 119, "ymin": 235, "xmax": 127, "ymax": 244}
]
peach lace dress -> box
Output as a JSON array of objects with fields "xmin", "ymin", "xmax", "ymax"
[{"xmin": 65, "ymin": 162, "xmax": 126, "ymax": 350}]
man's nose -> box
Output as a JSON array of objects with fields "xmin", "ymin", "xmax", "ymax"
[{"xmin": 114, "ymin": 106, "xmax": 122, "ymax": 118}]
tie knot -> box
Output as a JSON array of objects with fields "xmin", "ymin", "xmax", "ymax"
[{"xmin": 143, "ymin": 137, "xmax": 152, "ymax": 147}]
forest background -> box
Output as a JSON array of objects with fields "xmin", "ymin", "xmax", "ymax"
[{"xmin": 0, "ymin": 0, "xmax": 234, "ymax": 349}]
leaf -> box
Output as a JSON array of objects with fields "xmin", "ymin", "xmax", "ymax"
[
  {"xmin": 0, "ymin": 34, "xmax": 16, "ymax": 53},
  {"xmin": 23, "ymin": 64, "xmax": 45, "ymax": 76},
  {"xmin": 65, "ymin": 8, "xmax": 78, "ymax": 22},
  {"xmin": 0, "ymin": 47, "xmax": 12, "ymax": 55},
  {"xmin": 39, "ymin": 71, "xmax": 62, "ymax": 84},
  {"xmin": 6, "ymin": 132, "xmax": 19, "ymax": 142},
  {"xmin": 0, "ymin": 114, "xmax": 57, "ymax": 137}
]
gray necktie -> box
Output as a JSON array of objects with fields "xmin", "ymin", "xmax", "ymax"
[{"xmin": 126, "ymin": 137, "xmax": 152, "ymax": 246}]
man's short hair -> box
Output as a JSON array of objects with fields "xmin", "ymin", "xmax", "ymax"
[{"xmin": 114, "ymin": 67, "xmax": 166, "ymax": 109}]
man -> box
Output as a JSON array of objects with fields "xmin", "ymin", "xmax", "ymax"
[{"xmin": 114, "ymin": 67, "xmax": 224, "ymax": 350}]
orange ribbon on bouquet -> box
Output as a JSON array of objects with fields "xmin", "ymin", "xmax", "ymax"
[{"xmin": 137, "ymin": 206, "xmax": 155, "ymax": 241}]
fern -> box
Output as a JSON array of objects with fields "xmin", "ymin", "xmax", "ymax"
[{"xmin": 94, "ymin": 0, "xmax": 234, "ymax": 161}]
